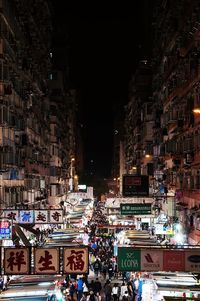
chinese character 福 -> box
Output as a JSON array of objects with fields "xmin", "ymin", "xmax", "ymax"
[{"xmin": 66, "ymin": 250, "xmax": 85, "ymax": 271}]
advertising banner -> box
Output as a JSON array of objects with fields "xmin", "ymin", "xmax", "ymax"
[
  {"xmin": 185, "ymin": 251, "xmax": 200, "ymax": 272},
  {"xmin": 141, "ymin": 250, "xmax": 163, "ymax": 271},
  {"xmin": 63, "ymin": 247, "xmax": 89, "ymax": 274},
  {"xmin": 122, "ymin": 175, "xmax": 149, "ymax": 197},
  {"xmin": 118, "ymin": 247, "xmax": 141, "ymax": 271},
  {"xmin": 3, "ymin": 209, "xmax": 64, "ymax": 224},
  {"xmin": 163, "ymin": 250, "xmax": 185, "ymax": 271},
  {"xmin": 34, "ymin": 248, "xmax": 60, "ymax": 274}
]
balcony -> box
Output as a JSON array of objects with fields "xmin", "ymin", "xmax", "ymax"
[{"xmin": 1, "ymin": 179, "xmax": 25, "ymax": 187}]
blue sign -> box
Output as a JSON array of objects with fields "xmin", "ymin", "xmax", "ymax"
[{"xmin": 0, "ymin": 219, "xmax": 12, "ymax": 240}]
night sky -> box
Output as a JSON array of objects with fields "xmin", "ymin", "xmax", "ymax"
[{"xmin": 51, "ymin": 3, "xmax": 152, "ymax": 178}]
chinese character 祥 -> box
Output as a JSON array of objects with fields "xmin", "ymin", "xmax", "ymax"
[
  {"xmin": 36, "ymin": 212, "xmax": 46, "ymax": 222},
  {"xmin": 51, "ymin": 211, "xmax": 61, "ymax": 222},
  {"xmin": 7, "ymin": 251, "xmax": 26, "ymax": 271},
  {"xmin": 38, "ymin": 250, "xmax": 55, "ymax": 271},
  {"xmin": 21, "ymin": 212, "xmax": 31, "ymax": 222},
  {"xmin": 7, "ymin": 212, "xmax": 17, "ymax": 220},
  {"xmin": 66, "ymin": 250, "xmax": 85, "ymax": 271}
]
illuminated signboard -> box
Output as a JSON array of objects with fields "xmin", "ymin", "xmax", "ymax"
[
  {"xmin": 63, "ymin": 247, "xmax": 89, "ymax": 274},
  {"xmin": 122, "ymin": 175, "xmax": 149, "ymax": 197},
  {"xmin": 0, "ymin": 219, "xmax": 12, "ymax": 240},
  {"xmin": 120, "ymin": 203, "xmax": 152, "ymax": 215}
]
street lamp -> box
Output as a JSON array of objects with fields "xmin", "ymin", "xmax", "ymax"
[{"xmin": 69, "ymin": 157, "xmax": 75, "ymax": 191}]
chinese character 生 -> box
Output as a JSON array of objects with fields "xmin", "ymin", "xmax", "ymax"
[{"xmin": 38, "ymin": 250, "xmax": 55, "ymax": 271}]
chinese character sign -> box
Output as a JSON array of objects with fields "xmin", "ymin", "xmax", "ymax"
[
  {"xmin": 4, "ymin": 210, "xmax": 18, "ymax": 223},
  {"xmin": 19, "ymin": 210, "xmax": 34, "ymax": 224},
  {"xmin": 0, "ymin": 219, "xmax": 12, "ymax": 240},
  {"xmin": 4, "ymin": 248, "xmax": 30, "ymax": 274},
  {"xmin": 35, "ymin": 210, "xmax": 48, "ymax": 223},
  {"xmin": 64, "ymin": 247, "xmax": 89, "ymax": 274},
  {"xmin": 34, "ymin": 248, "xmax": 59, "ymax": 274},
  {"xmin": 49, "ymin": 210, "xmax": 63, "ymax": 223}
]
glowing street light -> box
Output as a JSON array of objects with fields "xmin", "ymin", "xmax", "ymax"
[{"xmin": 193, "ymin": 108, "xmax": 200, "ymax": 114}]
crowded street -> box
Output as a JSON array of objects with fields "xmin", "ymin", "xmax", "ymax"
[{"xmin": 1, "ymin": 200, "xmax": 200, "ymax": 301}]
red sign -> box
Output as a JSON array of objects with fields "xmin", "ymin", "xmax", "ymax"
[
  {"xmin": 63, "ymin": 247, "xmax": 89, "ymax": 274},
  {"xmin": 163, "ymin": 250, "xmax": 185, "ymax": 271}
]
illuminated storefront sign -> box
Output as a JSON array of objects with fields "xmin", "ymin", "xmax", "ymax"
[
  {"xmin": 49, "ymin": 210, "xmax": 63, "ymax": 224},
  {"xmin": 19, "ymin": 210, "xmax": 34, "ymax": 224},
  {"xmin": 118, "ymin": 247, "xmax": 141, "ymax": 271},
  {"xmin": 141, "ymin": 250, "xmax": 163, "ymax": 271},
  {"xmin": 0, "ymin": 219, "xmax": 12, "ymax": 240},
  {"xmin": 122, "ymin": 175, "xmax": 149, "ymax": 197},
  {"xmin": 3, "ymin": 247, "xmax": 200, "ymax": 275},
  {"xmin": 63, "ymin": 247, "xmax": 89, "ymax": 274},
  {"xmin": 4, "ymin": 248, "xmax": 30, "ymax": 275},
  {"xmin": 4, "ymin": 210, "xmax": 18, "ymax": 223},
  {"xmin": 3, "ymin": 210, "xmax": 63, "ymax": 224},
  {"xmin": 120, "ymin": 203, "xmax": 152, "ymax": 215},
  {"xmin": 35, "ymin": 210, "xmax": 48, "ymax": 223},
  {"xmin": 118, "ymin": 248, "xmax": 200, "ymax": 273},
  {"xmin": 34, "ymin": 248, "xmax": 60, "ymax": 274},
  {"xmin": 163, "ymin": 250, "xmax": 185, "ymax": 272}
]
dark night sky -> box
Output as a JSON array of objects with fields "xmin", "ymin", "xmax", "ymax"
[{"xmin": 51, "ymin": 3, "xmax": 152, "ymax": 178}]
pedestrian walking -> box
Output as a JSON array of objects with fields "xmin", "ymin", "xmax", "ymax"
[
  {"xmin": 112, "ymin": 283, "xmax": 119, "ymax": 301},
  {"xmin": 77, "ymin": 277, "xmax": 84, "ymax": 301},
  {"xmin": 104, "ymin": 280, "xmax": 112, "ymax": 301},
  {"xmin": 93, "ymin": 278, "xmax": 102, "ymax": 294}
]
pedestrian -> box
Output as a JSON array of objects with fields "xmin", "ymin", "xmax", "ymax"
[
  {"xmin": 93, "ymin": 278, "xmax": 102, "ymax": 294},
  {"xmin": 127, "ymin": 281, "xmax": 134, "ymax": 301},
  {"xmin": 104, "ymin": 280, "xmax": 112, "ymax": 301},
  {"xmin": 77, "ymin": 277, "xmax": 84, "ymax": 301},
  {"xmin": 93, "ymin": 259, "xmax": 101, "ymax": 276},
  {"xmin": 87, "ymin": 291, "xmax": 96, "ymax": 301},
  {"xmin": 102, "ymin": 262, "xmax": 108, "ymax": 279},
  {"xmin": 108, "ymin": 262, "xmax": 113, "ymax": 280},
  {"xmin": 112, "ymin": 283, "xmax": 119, "ymax": 301},
  {"xmin": 69, "ymin": 280, "xmax": 77, "ymax": 301},
  {"xmin": 119, "ymin": 282, "xmax": 128, "ymax": 301}
]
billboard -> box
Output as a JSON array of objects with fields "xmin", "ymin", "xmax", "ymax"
[
  {"xmin": 117, "ymin": 248, "xmax": 200, "ymax": 273},
  {"xmin": 122, "ymin": 175, "xmax": 149, "ymax": 197},
  {"xmin": 120, "ymin": 203, "xmax": 152, "ymax": 215},
  {"xmin": 3, "ymin": 209, "xmax": 63, "ymax": 224}
]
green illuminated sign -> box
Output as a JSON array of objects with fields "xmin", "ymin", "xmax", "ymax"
[
  {"xmin": 118, "ymin": 247, "xmax": 141, "ymax": 271},
  {"xmin": 120, "ymin": 203, "xmax": 152, "ymax": 215}
]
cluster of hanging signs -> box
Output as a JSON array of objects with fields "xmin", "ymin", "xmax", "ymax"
[{"xmin": 2, "ymin": 247, "xmax": 89, "ymax": 275}]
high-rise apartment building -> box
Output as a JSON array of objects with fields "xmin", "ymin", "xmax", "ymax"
[{"xmin": 0, "ymin": 0, "xmax": 79, "ymax": 210}]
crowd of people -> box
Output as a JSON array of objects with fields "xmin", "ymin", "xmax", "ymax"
[{"xmin": 60, "ymin": 202, "xmax": 141, "ymax": 301}]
